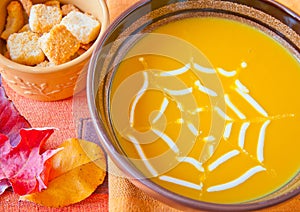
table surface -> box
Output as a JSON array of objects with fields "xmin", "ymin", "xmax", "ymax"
[{"xmin": 1, "ymin": 0, "xmax": 299, "ymax": 211}]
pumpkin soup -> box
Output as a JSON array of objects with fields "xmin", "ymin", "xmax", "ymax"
[{"xmin": 108, "ymin": 17, "xmax": 300, "ymax": 203}]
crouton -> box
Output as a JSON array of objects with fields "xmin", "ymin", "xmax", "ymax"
[
  {"xmin": 36, "ymin": 60, "xmax": 56, "ymax": 67},
  {"xmin": 70, "ymin": 48, "xmax": 86, "ymax": 60},
  {"xmin": 61, "ymin": 4, "xmax": 79, "ymax": 16},
  {"xmin": 76, "ymin": 48, "xmax": 86, "ymax": 56},
  {"xmin": 18, "ymin": 24, "xmax": 30, "ymax": 33},
  {"xmin": 3, "ymin": 49, "xmax": 10, "ymax": 59},
  {"xmin": 7, "ymin": 31, "xmax": 45, "ymax": 65},
  {"xmin": 80, "ymin": 42, "xmax": 93, "ymax": 51},
  {"xmin": 19, "ymin": 0, "xmax": 32, "ymax": 16},
  {"xmin": 60, "ymin": 11, "xmax": 100, "ymax": 44},
  {"xmin": 45, "ymin": 0, "xmax": 60, "ymax": 8},
  {"xmin": 1, "ymin": 1, "xmax": 25, "ymax": 40},
  {"xmin": 29, "ymin": 4, "xmax": 62, "ymax": 33},
  {"xmin": 39, "ymin": 24, "xmax": 80, "ymax": 65}
]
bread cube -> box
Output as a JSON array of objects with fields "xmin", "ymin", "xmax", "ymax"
[
  {"xmin": 44, "ymin": 0, "xmax": 60, "ymax": 8},
  {"xmin": 29, "ymin": 4, "xmax": 62, "ymax": 33},
  {"xmin": 39, "ymin": 25, "xmax": 80, "ymax": 65},
  {"xmin": 36, "ymin": 60, "xmax": 56, "ymax": 67},
  {"xmin": 61, "ymin": 4, "xmax": 79, "ymax": 16},
  {"xmin": 0, "ymin": 1, "xmax": 25, "ymax": 40},
  {"xmin": 19, "ymin": 0, "xmax": 32, "ymax": 16},
  {"xmin": 60, "ymin": 11, "xmax": 100, "ymax": 44},
  {"xmin": 7, "ymin": 31, "xmax": 45, "ymax": 66},
  {"xmin": 18, "ymin": 24, "xmax": 30, "ymax": 33}
]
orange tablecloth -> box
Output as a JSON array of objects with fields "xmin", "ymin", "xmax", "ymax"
[{"xmin": 0, "ymin": 0, "xmax": 299, "ymax": 211}]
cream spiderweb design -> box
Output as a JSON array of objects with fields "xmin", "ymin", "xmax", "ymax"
[
  {"xmin": 154, "ymin": 60, "xmax": 294, "ymax": 192},
  {"xmin": 109, "ymin": 34, "xmax": 294, "ymax": 192},
  {"xmin": 110, "ymin": 53, "xmax": 224, "ymax": 178}
]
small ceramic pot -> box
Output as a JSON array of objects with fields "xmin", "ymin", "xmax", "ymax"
[{"xmin": 0, "ymin": 0, "xmax": 109, "ymax": 101}]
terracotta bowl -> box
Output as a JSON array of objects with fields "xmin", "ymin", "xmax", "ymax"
[
  {"xmin": 88, "ymin": 0, "xmax": 300, "ymax": 211},
  {"xmin": 0, "ymin": 0, "xmax": 109, "ymax": 101}
]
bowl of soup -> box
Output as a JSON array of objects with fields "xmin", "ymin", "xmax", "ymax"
[{"xmin": 87, "ymin": 0, "xmax": 300, "ymax": 210}]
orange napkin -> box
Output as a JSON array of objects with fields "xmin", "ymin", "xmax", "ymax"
[
  {"xmin": 108, "ymin": 160, "xmax": 180, "ymax": 212},
  {"xmin": 106, "ymin": 0, "xmax": 300, "ymax": 211}
]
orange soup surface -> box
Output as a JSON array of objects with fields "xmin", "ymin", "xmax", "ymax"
[{"xmin": 108, "ymin": 17, "xmax": 300, "ymax": 203}]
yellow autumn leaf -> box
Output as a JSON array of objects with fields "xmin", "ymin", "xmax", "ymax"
[
  {"xmin": 20, "ymin": 138, "xmax": 106, "ymax": 207},
  {"xmin": 49, "ymin": 137, "xmax": 106, "ymax": 180}
]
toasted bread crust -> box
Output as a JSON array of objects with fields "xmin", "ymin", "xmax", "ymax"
[
  {"xmin": 61, "ymin": 3, "xmax": 79, "ymax": 16},
  {"xmin": 7, "ymin": 31, "xmax": 45, "ymax": 65},
  {"xmin": 1, "ymin": 1, "xmax": 25, "ymax": 40},
  {"xmin": 18, "ymin": 24, "xmax": 30, "ymax": 33},
  {"xmin": 29, "ymin": 4, "xmax": 62, "ymax": 33},
  {"xmin": 39, "ymin": 25, "xmax": 80, "ymax": 65},
  {"xmin": 19, "ymin": 0, "xmax": 32, "ymax": 15},
  {"xmin": 45, "ymin": 0, "xmax": 60, "ymax": 8}
]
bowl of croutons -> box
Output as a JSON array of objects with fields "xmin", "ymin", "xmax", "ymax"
[{"xmin": 0, "ymin": 0, "xmax": 109, "ymax": 101}]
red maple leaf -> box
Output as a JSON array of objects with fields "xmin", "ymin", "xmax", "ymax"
[
  {"xmin": 0, "ymin": 128, "xmax": 62, "ymax": 195},
  {"xmin": 0, "ymin": 76, "xmax": 31, "ymax": 146}
]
